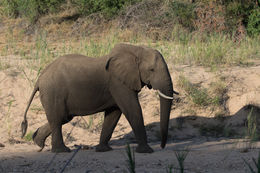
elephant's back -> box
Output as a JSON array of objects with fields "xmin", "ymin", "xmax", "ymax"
[
  {"xmin": 37, "ymin": 54, "xmax": 108, "ymax": 92},
  {"xmin": 39, "ymin": 54, "xmax": 105, "ymax": 76}
]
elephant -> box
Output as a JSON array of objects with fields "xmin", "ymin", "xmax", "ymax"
[{"xmin": 21, "ymin": 43, "xmax": 178, "ymax": 153}]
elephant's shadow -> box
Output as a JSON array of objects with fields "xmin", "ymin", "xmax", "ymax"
[{"xmin": 109, "ymin": 104, "xmax": 260, "ymax": 146}]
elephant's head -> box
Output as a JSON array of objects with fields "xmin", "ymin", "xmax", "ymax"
[{"xmin": 106, "ymin": 43, "xmax": 176, "ymax": 148}]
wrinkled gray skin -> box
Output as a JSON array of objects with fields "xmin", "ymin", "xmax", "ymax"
[{"xmin": 21, "ymin": 43, "xmax": 176, "ymax": 153}]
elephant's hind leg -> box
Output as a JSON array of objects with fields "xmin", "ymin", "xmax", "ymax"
[
  {"xmin": 96, "ymin": 108, "xmax": 121, "ymax": 152},
  {"xmin": 43, "ymin": 100, "xmax": 71, "ymax": 153},
  {"xmin": 50, "ymin": 124, "xmax": 70, "ymax": 153},
  {"xmin": 33, "ymin": 123, "xmax": 51, "ymax": 151}
]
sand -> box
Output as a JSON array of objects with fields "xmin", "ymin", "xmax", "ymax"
[{"xmin": 0, "ymin": 56, "xmax": 260, "ymax": 173}]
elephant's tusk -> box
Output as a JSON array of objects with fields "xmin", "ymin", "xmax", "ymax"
[{"xmin": 157, "ymin": 90, "xmax": 174, "ymax": 100}]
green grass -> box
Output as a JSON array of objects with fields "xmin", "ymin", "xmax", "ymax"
[
  {"xmin": 0, "ymin": 61, "xmax": 11, "ymax": 70},
  {"xmin": 209, "ymin": 78, "xmax": 228, "ymax": 106},
  {"xmin": 247, "ymin": 107, "xmax": 259, "ymax": 141},
  {"xmin": 175, "ymin": 149, "xmax": 189, "ymax": 173},
  {"xmin": 30, "ymin": 104, "xmax": 44, "ymax": 113},
  {"xmin": 125, "ymin": 143, "xmax": 135, "ymax": 173},
  {"xmin": 77, "ymin": 114, "xmax": 104, "ymax": 131},
  {"xmin": 177, "ymin": 75, "xmax": 211, "ymax": 106},
  {"xmin": 168, "ymin": 33, "xmax": 260, "ymax": 68},
  {"xmin": 23, "ymin": 131, "xmax": 33, "ymax": 141},
  {"xmin": 5, "ymin": 99, "xmax": 15, "ymax": 138},
  {"xmin": 167, "ymin": 148, "xmax": 189, "ymax": 173},
  {"xmin": 0, "ymin": 26, "xmax": 259, "ymax": 79},
  {"xmin": 177, "ymin": 75, "xmax": 228, "ymax": 107},
  {"xmin": 243, "ymin": 151, "xmax": 260, "ymax": 173},
  {"xmin": 2, "ymin": 26, "xmax": 259, "ymax": 72}
]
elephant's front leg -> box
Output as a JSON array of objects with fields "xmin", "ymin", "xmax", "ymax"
[
  {"xmin": 110, "ymin": 79, "xmax": 153, "ymax": 153},
  {"xmin": 96, "ymin": 108, "xmax": 121, "ymax": 152},
  {"xmin": 123, "ymin": 104, "xmax": 154, "ymax": 153}
]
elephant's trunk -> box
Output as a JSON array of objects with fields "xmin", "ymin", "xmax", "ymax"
[
  {"xmin": 157, "ymin": 80, "xmax": 173, "ymax": 148},
  {"xmin": 159, "ymin": 91, "xmax": 173, "ymax": 148}
]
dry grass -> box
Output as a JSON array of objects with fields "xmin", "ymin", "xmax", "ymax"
[{"xmin": 0, "ymin": 16, "xmax": 259, "ymax": 73}]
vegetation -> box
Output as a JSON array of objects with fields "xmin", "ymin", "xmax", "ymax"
[
  {"xmin": 1, "ymin": 0, "xmax": 65, "ymax": 22},
  {"xmin": 177, "ymin": 75, "xmax": 227, "ymax": 107},
  {"xmin": 174, "ymin": 149, "xmax": 189, "ymax": 173},
  {"xmin": 247, "ymin": 107, "xmax": 259, "ymax": 141},
  {"xmin": 0, "ymin": 1, "xmax": 259, "ymax": 172},
  {"xmin": 23, "ymin": 131, "xmax": 33, "ymax": 141},
  {"xmin": 243, "ymin": 151, "xmax": 260, "ymax": 173},
  {"xmin": 72, "ymin": 0, "xmax": 141, "ymax": 19},
  {"xmin": 247, "ymin": 8, "xmax": 260, "ymax": 36},
  {"xmin": 1, "ymin": 0, "xmax": 259, "ymax": 33},
  {"xmin": 1, "ymin": 0, "xmax": 140, "ymax": 22},
  {"xmin": 167, "ymin": 149, "xmax": 189, "ymax": 173},
  {"xmin": 5, "ymin": 99, "xmax": 15, "ymax": 138},
  {"xmin": 125, "ymin": 144, "xmax": 136, "ymax": 173},
  {"xmin": 0, "ymin": 0, "xmax": 259, "ymax": 71},
  {"xmin": 198, "ymin": 124, "xmax": 237, "ymax": 138}
]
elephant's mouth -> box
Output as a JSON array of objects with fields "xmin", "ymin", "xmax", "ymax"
[
  {"xmin": 147, "ymin": 84, "xmax": 152, "ymax": 89},
  {"xmin": 141, "ymin": 81, "xmax": 152, "ymax": 89}
]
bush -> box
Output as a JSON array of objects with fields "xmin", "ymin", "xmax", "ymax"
[
  {"xmin": 247, "ymin": 8, "xmax": 260, "ymax": 36},
  {"xmin": 224, "ymin": 0, "xmax": 259, "ymax": 34},
  {"xmin": 2, "ymin": 0, "xmax": 19, "ymax": 18},
  {"xmin": 1, "ymin": 0, "xmax": 259, "ymax": 36},
  {"xmin": 72, "ymin": 0, "xmax": 140, "ymax": 19},
  {"xmin": 194, "ymin": 1, "xmax": 226, "ymax": 33},
  {"xmin": 2, "ymin": 0, "xmax": 65, "ymax": 22},
  {"xmin": 169, "ymin": 1, "xmax": 196, "ymax": 30}
]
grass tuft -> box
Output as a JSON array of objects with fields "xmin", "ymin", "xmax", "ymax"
[
  {"xmin": 177, "ymin": 75, "xmax": 228, "ymax": 108},
  {"xmin": 243, "ymin": 151, "xmax": 260, "ymax": 173},
  {"xmin": 5, "ymin": 99, "xmax": 15, "ymax": 138},
  {"xmin": 170, "ymin": 33, "xmax": 260, "ymax": 68},
  {"xmin": 0, "ymin": 61, "xmax": 11, "ymax": 70},
  {"xmin": 177, "ymin": 75, "xmax": 210, "ymax": 106},
  {"xmin": 174, "ymin": 148, "xmax": 189, "ymax": 173},
  {"xmin": 23, "ymin": 131, "xmax": 33, "ymax": 141},
  {"xmin": 247, "ymin": 107, "xmax": 259, "ymax": 141},
  {"xmin": 125, "ymin": 143, "xmax": 135, "ymax": 173}
]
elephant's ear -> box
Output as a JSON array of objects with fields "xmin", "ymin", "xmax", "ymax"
[{"xmin": 106, "ymin": 52, "xmax": 142, "ymax": 91}]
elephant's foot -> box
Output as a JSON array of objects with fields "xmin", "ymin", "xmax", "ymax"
[
  {"xmin": 136, "ymin": 144, "xmax": 154, "ymax": 153},
  {"xmin": 95, "ymin": 144, "xmax": 112, "ymax": 152},
  {"xmin": 32, "ymin": 128, "xmax": 48, "ymax": 152},
  {"xmin": 32, "ymin": 123, "xmax": 52, "ymax": 152},
  {"xmin": 51, "ymin": 145, "xmax": 71, "ymax": 153}
]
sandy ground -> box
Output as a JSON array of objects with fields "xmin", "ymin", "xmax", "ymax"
[{"xmin": 0, "ymin": 56, "xmax": 260, "ymax": 173}]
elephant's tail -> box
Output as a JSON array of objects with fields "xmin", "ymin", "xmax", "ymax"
[{"xmin": 21, "ymin": 81, "xmax": 39, "ymax": 138}]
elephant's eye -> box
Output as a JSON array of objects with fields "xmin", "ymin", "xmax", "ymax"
[{"xmin": 150, "ymin": 68, "xmax": 154, "ymax": 72}]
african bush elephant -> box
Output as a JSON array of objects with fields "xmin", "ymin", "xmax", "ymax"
[{"xmin": 21, "ymin": 43, "xmax": 178, "ymax": 153}]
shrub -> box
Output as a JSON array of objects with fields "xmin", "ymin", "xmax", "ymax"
[
  {"xmin": 224, "ymin": 0, "xmax": 259, "ymax": 34},
  {"xmin": 169, "ymin": 1, "xmax": 196, "ymax": 30},
  {"xmin": 247, "ymin": 8, "xmax": 260, "ymax": 36},
  {"xmin": 243, "ymin": 151, "xmax": 260, "ymax": 173},
  {"xmin": 178, "ymin": 75, "xmax": 211, "ymax": 106},
  {"xmin": 72, "ymin": 0, "xmax": 140, "ymax": 19},
  {"xmin": 247, "ymin": 107, "xmax": 259, "ymax": 141},
  {"xmin": 2, "ymin": 0, "xmax": 65, "ymax": 22},
  {"xmin": 1, "ymin": 0, "xmax": 19, "ymax": 18},
  {"xmin": 192, "ymin": 0, "xmax": 259, "ymax": 35},
  {"xmin": 23, "ymin": 131, "xmax": 34, "ymax": 141},
  {"xmin": 194, "ymin": 1, "xmax": 226, "ymax": 33}
]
